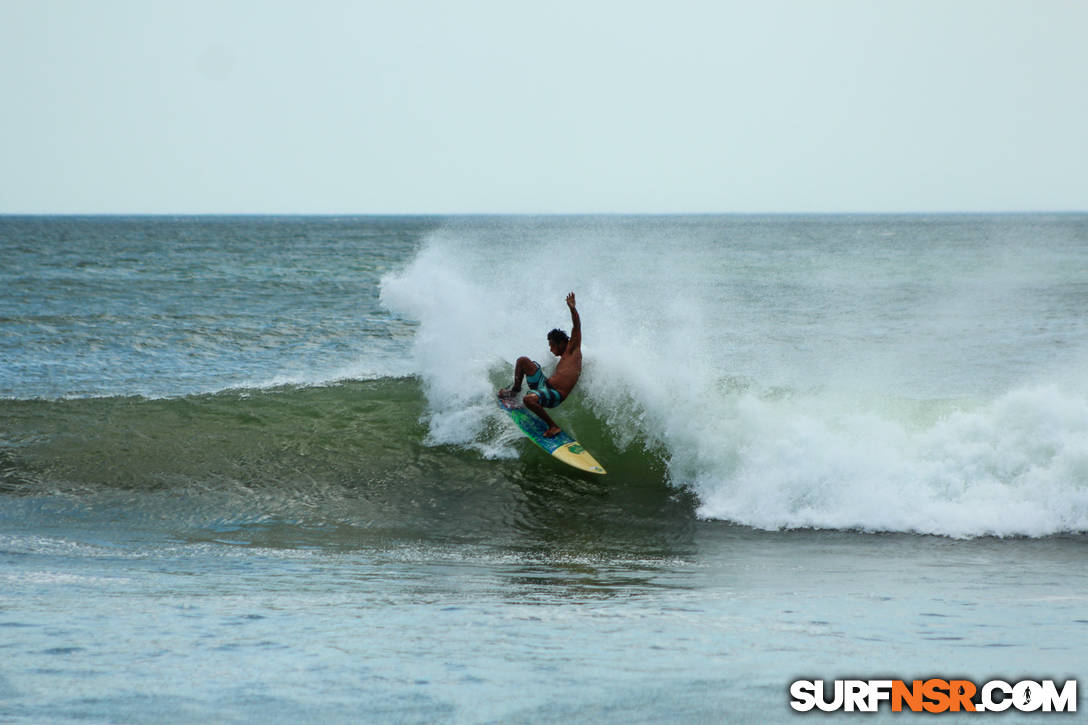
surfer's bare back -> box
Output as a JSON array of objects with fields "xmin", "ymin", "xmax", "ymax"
[{"xmin": 499, "ymin": 292, "xmax": 582, "ymax": 438}]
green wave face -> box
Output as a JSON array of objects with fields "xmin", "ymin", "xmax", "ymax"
[{"xmin": 1, "ymin": 379, "xmax": 689, "ymax": 554}]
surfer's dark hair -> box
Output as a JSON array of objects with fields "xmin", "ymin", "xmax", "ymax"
[{"xmin": 547, "ymin": 328, "xmax": 569, "ymax": 346}]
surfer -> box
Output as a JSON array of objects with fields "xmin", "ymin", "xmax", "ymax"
[{"xmin": 499, "ymin": 292, "xmax": 582, "ymax": 437}]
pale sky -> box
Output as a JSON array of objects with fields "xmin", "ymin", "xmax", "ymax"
[{"xmin": 2, "ymin": 0, "xmax": 1086, "ymax": 214}]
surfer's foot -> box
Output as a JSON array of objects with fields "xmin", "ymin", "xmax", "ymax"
[
  {"xmin": 498, "ymin": 386, "xmax": 520, "ymax": 398},
  {"xmin": 543, "ymin": 426, "xmax": 561, "ymax": 438}
]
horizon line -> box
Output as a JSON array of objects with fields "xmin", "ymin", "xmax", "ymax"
[{"xmin": 2, "ymin": 209, "xmax": 1086, "ymax": 218}]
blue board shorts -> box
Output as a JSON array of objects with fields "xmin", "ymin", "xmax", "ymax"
[{"xmin": 526, "ymin": 362, "xmax": 564, "ymax": 408}]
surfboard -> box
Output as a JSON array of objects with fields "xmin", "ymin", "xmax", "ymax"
[{"xmin": 497, "ymin": 394, "xmax": 606, "ymax": 474}]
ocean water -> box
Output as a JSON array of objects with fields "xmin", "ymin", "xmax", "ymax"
[{"xmin": 1, "ymin": 215, "xmax": 1086, "ymax": 723}]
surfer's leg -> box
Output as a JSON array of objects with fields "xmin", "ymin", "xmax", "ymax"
[
  {"xmin": 500, "ymin": 357, "xmax": 538, "ymax": 398},
  {"xmin": 524, "ymin": 392, "xmax": 562, "ymax": 438}
]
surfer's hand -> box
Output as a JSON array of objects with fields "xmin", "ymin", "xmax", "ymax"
[{"xmin": 566, "ymin": 292, "xmax": 576, "ymax": 309}]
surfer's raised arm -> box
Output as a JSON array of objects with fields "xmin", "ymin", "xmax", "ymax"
[{"xmin": 566, "ymin": 292, "xmax": 581, "ymax": 351}]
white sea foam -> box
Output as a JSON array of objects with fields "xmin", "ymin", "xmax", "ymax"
[
  {"xmin": 2, "ymin": 571, "xmax": 134, "ymax": 587},
  {"xmin": 689, "ymin": 383, "xmax": 1088, "ymax": 537},
  {"xmin": 381, "ymin": 223, "xmax": 1088, "ymax": 538}
]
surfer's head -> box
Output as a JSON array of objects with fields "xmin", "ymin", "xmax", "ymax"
[{"xmin": 547, "ymin": 328, "xmax": 569, "ymax": 355}]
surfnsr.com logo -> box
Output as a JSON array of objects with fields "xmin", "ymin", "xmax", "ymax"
[{"xmin": 789, "ymin": 679, "xmax": 1077, "ymax": 713}]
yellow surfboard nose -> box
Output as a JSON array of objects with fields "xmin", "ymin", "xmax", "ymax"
[{"xmin": 551, "ymin": 441, "xmax": 607, "ymax": 475}]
